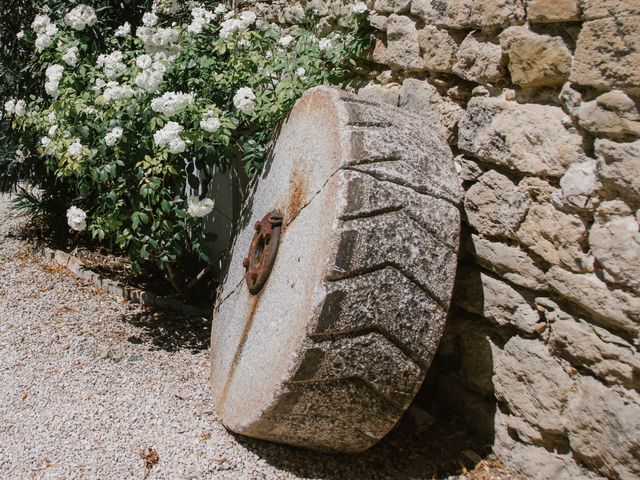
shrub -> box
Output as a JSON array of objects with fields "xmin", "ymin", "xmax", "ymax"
[{"xmin": 1, "ymin": 1, "xmax": 371, "ymax": 296}]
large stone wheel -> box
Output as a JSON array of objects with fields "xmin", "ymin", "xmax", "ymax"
[{"xmin": 210, "ymin": 86, "xmax": 462, "ymax": 453}]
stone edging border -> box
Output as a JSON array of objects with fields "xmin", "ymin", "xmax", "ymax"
[{"xmin": 38, "ymin": 246, "xmax": 212, "ymax": 318}]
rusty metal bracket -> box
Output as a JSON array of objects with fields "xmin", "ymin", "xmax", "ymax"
[{"xmin": 243, "ymin": 210, "xmax": 283, "ymax": 294}]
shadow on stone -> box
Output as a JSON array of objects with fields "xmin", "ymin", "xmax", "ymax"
[
  {"xmin": 419, "ymin": 262, "xmax": 499, "ymax": 446},
  {"xmin": 122, "ymin": 309, "xmax": 211, "ymax": 353},
  {"xmin": 233, "ymin": 408, "xmax": 490, "ymax": 479}
]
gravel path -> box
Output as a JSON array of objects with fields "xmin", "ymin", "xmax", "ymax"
[{"xmin": 0, "ymin": 193, "xmax": 484, "ymax": 480}]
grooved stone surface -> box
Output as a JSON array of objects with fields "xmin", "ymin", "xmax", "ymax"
[{"xmin": 210, "ymin": 86, "xmax": 461, "ymax": 452}]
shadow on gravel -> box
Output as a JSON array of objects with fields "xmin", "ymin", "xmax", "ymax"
[
  {"xmin": 123, "ymin": 309, "xmax": 211, "ymax": 353},
  {"xmin": 234, "ymin": 410, "xmax": 493, "ymax": 480}
]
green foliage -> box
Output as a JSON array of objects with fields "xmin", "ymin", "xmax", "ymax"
[
  {"xmin": 1, "ymin": 1, "xmax": 372, "ymax": 295},
  {"xmin": 0, "ymin": 1, "xmax": 153, "ymax": 101}
]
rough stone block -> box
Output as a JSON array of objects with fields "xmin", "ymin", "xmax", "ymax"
[
  {"xmin": 566, "ymin": 376, "xmax": 640, "ymax": 479},
  {"xmin": 393, "ymin": 0, "xmax": 412, "ymax": 14},
  {"xmin": 526, "ymin": 0, "xmax": 580, "ymax": 22},
  {"xmin": 546, "ymin": 267, "xmax": 640, "ymax": 337},
  {"xmin": 469, "ymin": 234, "xmax": 547, "ymax": 290},
  {"xmin": 368, "ymin": 13, "xmax": 388, "ymax": 31},
  {"xmin": 559, "ymin": 81, "xmax": 583, "ymax": 116},
  {"xmin": 494, "ymin": 337, "xmax": 573, "ymax": 435},
  {"xmin": 358, "ymin": 83, "xmax": 400, "ymax": 106},
  {"xmin": 454, "ymin": 155, "xmax": 483, "ymax": 181},
  {"xmin": 542, "ymin": 299, "xmax": 640, "ymax": 390},
  {"xmin": 410, "ymin": 0, "xmax": 526, "ymax": 29},
  {"xmin": 455, "ymin": 269, "xmax": 540, "ymax": 333},
  {"xmin": 571, "ymin": 16, "xmax": 640, "ymax": 92},
  {"xmin": 582, "ymin": 0, "xmax": 640, "ymax": 20},
  {"xmin": 519, "ymin": 176, "xmax": 556, "ymax": 203},
  {"xmin": 500, "ymin": 26, "xmax": 572, "ymax": 88},
  {"xmin": 576, "ymin": 90, "xmax": 640, "ymax": 141},
  {"xmin": 453, "ymin": 32, "xmax": 503, "ymax": 84},
  {"xmin": 459, "ymin": 97, "xmax": 584, "ymax": 177},
  {"xmin": 373, "ymin": 0, "xmax": 395, "ymax": 13},
  {"xmin": 306, "ymin": 0, "xmax": 329, "ymax": 16},
  {"xmin": 372, "ymin": 37, "xmax": 388, "ymax": 64},
  {"xmin": 398, "ymin": 78, "xmax": 463, "ymax": 143},
  {"xmin": 381, "ymin": 14, "xmax": 425, "ymax": 72},
  {"xmin": 556, "ymin": 159, "xmax": 599, "ymax": 210},
  {"xmin": 282, "ymin": 4, "xmax": 305, "ymax": 24},
  {"xmin": 589, "ymin": 201, "xmax": 640, "ymax": 292},
  {"xmin": 517, "ymin": 203, "xmax": 593, "ymax": 273},
  {"xmin": 464, "ymin": 170, "xmax": 530, "ymax": 240},
  {"xmin": 416, "ymin": 25, "xmax": 458, "ymax": 73},
  {"xmin": 493, "ymin": 420, "xmax": 601, "ymax": 480},
  {"xmin": 596, "ymin": 139, "xmax": 640, "ymax": 205}
]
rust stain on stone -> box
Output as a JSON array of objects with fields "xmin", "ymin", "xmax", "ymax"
[
  {"xmin": 218, "ymin": 294, "xmax": 260, "ymax": 414},
  {"xmin": 286, "ymin": 174, "xmax": 307, "ymax": 224}
]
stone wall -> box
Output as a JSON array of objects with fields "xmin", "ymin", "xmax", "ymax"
[
  {"xmin": 255, "ymin": 0, "xmax": 639, "ymax": 477},
  {"xmin": 355, "ymin": 1, "xmax": 640, "ymax": 478}
]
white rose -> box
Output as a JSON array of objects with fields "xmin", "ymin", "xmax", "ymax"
[
  {"xmin": 97, "ymin": 51, "xmax": 126, "ymax": 79},
  {"xmin": 62, "ymin": 46, "xmax": 79, "ymax": 67},
  {"xmin": 279, "ymin": 34, "xmax": 295, "ymax": 48},
  {"xmin": 64, "ymin": 5, "xmax": 97, "ymax": 31},
  {"xmin": 114, "ymin": 22, "xmax": 131, "ymax": 37},
  {"xmin": 135, "ymin": 69, "xmax": 164, "ymax": 93},
  {"xmin": 67, "ymin": 140, "xmax": 83, "ymax": 157},
  {"xmin": 4, "ymin": 99, "xmax": 15, "ymax": 114},
  {"xmin": 102, "ymin": 82, "xmax": 135, "ymax": 103},
  {"xmin": 31, "ymin": 14, "xmax": 52, "ymax": 34},
  {"xmin": 13, "ymin": 100, "xmax": 26, "ymax": 117},
  {"xmin": 66, "ymin": 206, "xmax": 87, "ymax": 231},
  {"xmin": 352, "ymin": 1, "xmax": 368, "ymax": 14},
  {"xmin": 35, "ymin": 33, "xmax": 53, "ymax": 52},
  {"xmin": 318, "ymin": 38, "xmax": 332, "ymax": 51},
  {"xmin": 239, "ymin": 10, "xmax": 256, "ymax": 28},
  {"xmin": 187, "ymin": 19, "xmax": 205, "ymax": 34},
  {"xmin": 45, "ymin": 64, "xmax": 64, "ymax": 97},
  {"xmin": 136, "ymin": 54, "xmax": 153, "ymax": 69},
  {"xmin": 150, "ymin": 91, "xmax": 194, "ymax": 116},
  {"xmin": 233, "ymin": 87, "xmax": 256, "ymax": 115},
  {"xmin": 153, "ymin": 121, "xmax": 187, "ymax": 154},
  {"xmin": 187, "ymin": 196, "xmax": 214, "ymax": 217},
  {"xmin": 104, "ymin": 127, "xmax": 123, "ymax": 147},
  {"xmin": 142, "ymin": 12, "xmax": 158, "ymax": 27},
  {"xmin": 219, "ymin": 18, "xmax": 242, "ymax": 39},
  {"xmin": 200, "ymin": 114, "xmax": 221, "ymax": 133},
  {"xmin": 167, "ymin": 137, "xmax": 186, "ymax": 153}
]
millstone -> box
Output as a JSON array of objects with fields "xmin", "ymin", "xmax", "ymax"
[{"xmin": 210, "ymin": 86, "xmax": 462, "ymax": 453}]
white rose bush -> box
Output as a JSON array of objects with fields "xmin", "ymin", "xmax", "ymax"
[{"xmin": 1, "ymin": 1, "xmax": 371, "ymax": 296}]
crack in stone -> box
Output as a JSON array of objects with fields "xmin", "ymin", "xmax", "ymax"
[{"xmin": 215, "ymin": 166, "xmax": 343, "ymax": 311}]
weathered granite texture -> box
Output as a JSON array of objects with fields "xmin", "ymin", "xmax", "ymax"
[{"xmin": 211, "ymin": 87, "xmax": 461, "ymax": 452}]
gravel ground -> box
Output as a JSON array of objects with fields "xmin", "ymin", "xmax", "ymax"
[{"xmin": 0, "ymin": 193, "xmax": 495, "ymax": 480}]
